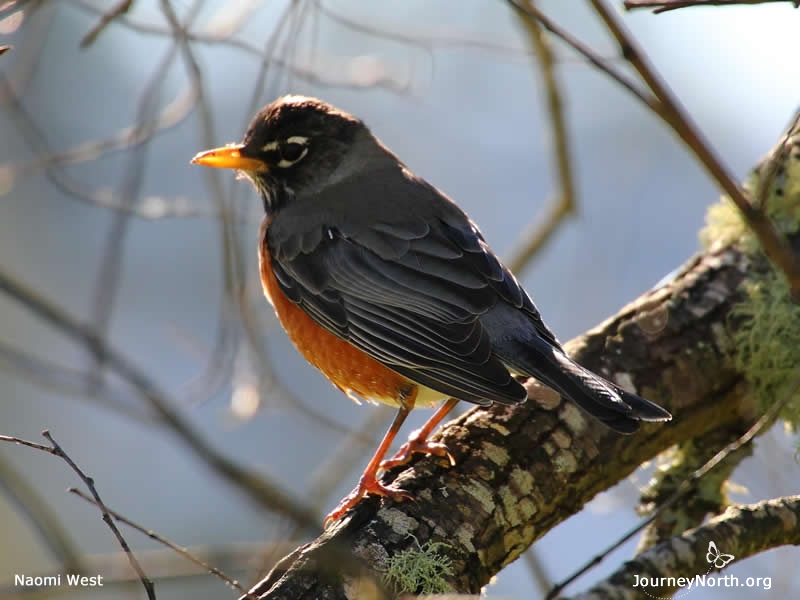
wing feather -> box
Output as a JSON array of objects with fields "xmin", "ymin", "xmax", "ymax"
[{"xmin": 265, "ymin": 165, "xmax": 554, "ymax": 405}]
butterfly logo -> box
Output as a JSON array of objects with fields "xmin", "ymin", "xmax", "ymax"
[{"xmin": 706, "ymin": 541, "xmax": 735, "ymax": 568}]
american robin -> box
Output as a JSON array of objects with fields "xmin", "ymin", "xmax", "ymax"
[{"xmin": 191, "ymin": 95, "xmax": 671, "ymax": 527}]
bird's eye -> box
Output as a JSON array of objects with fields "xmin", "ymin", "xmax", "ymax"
[
  {"xmin": 277, "ymin": 136, "xmax": 309, "ymax": 168},
  {"xmin": 280, "ymin": 142, "xmax": 305, "ymax": 163}
]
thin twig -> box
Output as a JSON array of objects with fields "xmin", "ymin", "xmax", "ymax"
[
  {"xmin": 70, "ymin": 488, "xmax": 257, "ymax": 600},
  {"xmin": 43, "ymin": 431, "xmax": 156, "ymax": 599},
  {"xmin": 0, "ymin": 433, "xmax": 57, "ymax": 454},
  {"xmin": 79, "ymin": 0, "xmax": 133, "ymax": 47},
  {"xmin": 625, "ymin": 0, "xmax": 800, "ymax": 13},
  {"xmin": 507, "ymin": 1, "xmax": 663, "ymax": 115},
  {"xmin": 0, "ymin": 431, "xmax": 156, "ymax": 599}
]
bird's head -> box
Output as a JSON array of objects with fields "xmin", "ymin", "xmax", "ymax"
[{"xmin": 191, "ymin": 95, "xmax": 369, "ymax": 213}]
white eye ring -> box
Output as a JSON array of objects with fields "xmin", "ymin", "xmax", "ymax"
[
  {"xmin": 261, "ymin": 136, "xmax": 309, "ymax": 168},
  {"xmin": 277, "ymin": 146, "xmax": 308, "ymax": 168}
]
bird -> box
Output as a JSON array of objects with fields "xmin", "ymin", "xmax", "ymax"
[{"xmin": 191, "ymin": 95, "xmax": 671, "ymax": 527}]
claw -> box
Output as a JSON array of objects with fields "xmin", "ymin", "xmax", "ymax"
[
  {"xmin": 323, "ymin": 473, "xmax": 413, "ymax": 529},
  {"xmin": 379, "ymin": 428, "xmax": 456, "ymax": 471}
]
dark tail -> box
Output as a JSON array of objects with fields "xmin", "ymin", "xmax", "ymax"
[{"xmin": 506, "ymin": 336, "xmax": 671, "ymax": 434}]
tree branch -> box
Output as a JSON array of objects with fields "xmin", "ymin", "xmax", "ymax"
[{"xmin": 575, "ymin": 494, "xmax": 800, "ymax": 599}]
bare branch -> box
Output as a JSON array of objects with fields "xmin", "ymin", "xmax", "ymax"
[
  {"xmin": 79, "ymin": 0, "xmax": 133, "ymax": 47},
  {"xmin": 70, "ymin": 488, "xmax": 256, "ymax": 599},
  {"xmin": 0, "ymin": 431, "xmax": 156, "ymax": 599},
  {"xmin": 625, "ymin": 0, "xmax": 800, "ymax": 13},
  {"xmin": 506, "ymin": 1, "xmax": 662, "ymax": 114}
]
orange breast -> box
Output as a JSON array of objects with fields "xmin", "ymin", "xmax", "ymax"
[{"xmin": 258, "ymin": 218, "xmax": 416, "ymax": 407}]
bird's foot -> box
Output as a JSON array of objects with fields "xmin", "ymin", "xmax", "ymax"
[
  {"xmin": 379, "ymin": 428, "xmax": 455, "ymax": 471},
  {"xmin": 323, "ymin": 472, "xmax": 413, "ymax": 529}
]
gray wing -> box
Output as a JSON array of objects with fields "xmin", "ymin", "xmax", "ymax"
[{"xmin": 266, "ymin": 165, "xmax": 558, "ymax": 405}]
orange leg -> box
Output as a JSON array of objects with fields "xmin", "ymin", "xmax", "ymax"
[
  {"xmin": 379, "ymin": 397, "xmax": 460, "ymax": 471},
  {"xmin": 324, "ymin": 402, "xmax": 414, "ymax": 528}
]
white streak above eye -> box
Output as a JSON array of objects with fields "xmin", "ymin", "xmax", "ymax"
[
  {"xmin": 286, "ymin": 136, "xmax": 308, "ymax": 145},
  {"xmin": 261, "ymin": 140, "xmax": 279, "ymax": 152}
]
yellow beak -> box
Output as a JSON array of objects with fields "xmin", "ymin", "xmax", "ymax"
[{"xmin": 190, "ymin": 144, "xmax": 268, "ymax": 172}]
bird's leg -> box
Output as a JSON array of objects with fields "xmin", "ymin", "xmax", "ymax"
[
  {"xmin": 324, "ymin": 400, "xmax": 414, "ymax": 528},
  {"xmin": 379, "ymin": 397, "xmax": 459, "ymax": 471}
]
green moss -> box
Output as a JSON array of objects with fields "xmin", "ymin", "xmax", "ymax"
[
  {"xmin": 730, "ymin": 270, "xmax": 800, "ymax": 429},
  {"xmin": 699, "ymin": 147, "xmax": 800, "ymax": 251},
  {"xmin": 638, "ymin": 437, "xmax": 749, "ymax": 538},
  {"xmin": 381, "ymin": 536, "xmax": 454, "ymax": 595},
  {"xmin": 699, "ymin": 194, "xmax": 749, "ymax": 250},
  {"xmin": 699, "ymin": 136, "xmax": 800, "ymax": 430}
]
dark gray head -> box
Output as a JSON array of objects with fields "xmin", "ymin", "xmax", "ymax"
[{"xmin": 192, "ymin": 95, "xmax": 377, "ymax": 212}]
